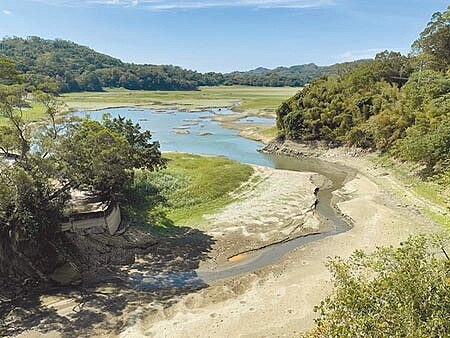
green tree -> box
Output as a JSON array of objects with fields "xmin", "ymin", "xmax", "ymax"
[
  {"xmin": 0, "ymin": 57, "xmax": 22, "ymax": 84},
  {"xmin": 57, "ymin": 120, "xmax": 134, "ymax": 197},
  {"xmin": 412, "ymin": 6, "xmax": 450, "ymax": 70},
  {"xmin": 0, "ymin": 84, "xmax": 31, "ymax": 163},
  {"xmin": 102, "ymin": 114, "xmax": 167, "ymax": 172},
  {"xmin": 307, "ymin": 234, "xmax": 450, "ymax": 338}
]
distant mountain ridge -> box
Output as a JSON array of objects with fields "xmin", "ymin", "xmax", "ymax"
[{"xmin": 0, "ymin": 36, "xmax": 368, "ymax": 92}]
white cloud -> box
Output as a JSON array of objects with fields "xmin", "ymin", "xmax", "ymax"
[
  {"xmin": 338, "ymin": 47, "xmax": 408, "ymax": 62},
  {"xmin": 2, "ymin": 9, "xmax": 12, "ymax": 15},
  {"xmin": 31, "ymin": 0, "xmax": 338, "ymax": 10}
]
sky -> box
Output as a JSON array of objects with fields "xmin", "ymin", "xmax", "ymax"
[{"xmin": 0, "ymin": 0, "xmax": 448, "ymax": 72}]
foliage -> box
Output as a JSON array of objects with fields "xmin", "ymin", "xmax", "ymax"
[
  {"xmin": 277, "ymin": 52, "xmax": 412, "ymax": 149},
  {"xmin": 307, "ymin": 234, "xmax": 450, "ymax": 338},
  {"xmin": 102, "ymin": 114, "xmax": 167, "ymax": 172},
  {"xmin": 277, "ymin": 8, "xmax": 450, "ymax": 178},
  {"xmin": 225, "ymin": 63, "xmax": 329, "ymax": 87},
  {"xmin": 0, "ymin": 36, "xmax": 201, "ymax": 92},
  {"xmin": 57, "ymin": 120, "xmax": 134, "ymax": 197},
  {"xmin": 0, "ymin": 57, "xmax": 23, "ymax": 85},
  {"xmin": 0, "ymin": 81, "xmax": 69, "ymax": 242},
  {"xmin": 0, "ymin": 67, "xmax": 165, "ymax": 244},
  {"xmin": 0, "ymin": 164, "xmax": 67, "ymax": 242},
  {"xmin": 412, "ymin": 5, "xmax": 450, "ymax": 70}
]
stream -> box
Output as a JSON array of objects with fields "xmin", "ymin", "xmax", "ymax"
[{"xmin": 76, "ymin": 108, "xmax": 355, "ymax": 287}]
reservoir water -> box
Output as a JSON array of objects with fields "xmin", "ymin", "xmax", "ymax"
[{"xmin": 77, "ymin": 108, "xmax": 275, "ymax": 167}]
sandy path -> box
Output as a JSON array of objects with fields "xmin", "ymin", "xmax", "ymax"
[{"xmin": 119, "ymin": 155, "xmax": 438, "ymax": 338}]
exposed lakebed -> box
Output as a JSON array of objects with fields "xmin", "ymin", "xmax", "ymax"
[{"xmin": 76, "ymin": 107, "xmax": 353, "ymax": 287}]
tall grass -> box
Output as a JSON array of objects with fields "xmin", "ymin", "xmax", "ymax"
[{"xmin": 126, "ymin": 153, "xmax": 254, "ymax": 234}]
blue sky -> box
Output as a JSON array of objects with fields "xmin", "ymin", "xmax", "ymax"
[{"xmin": 0, "ymin": 0, "xmax": 448, "ymax": 72}]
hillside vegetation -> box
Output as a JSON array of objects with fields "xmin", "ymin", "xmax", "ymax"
[
  {"xmin": 277, "ymin": 7, "xmax": 450, "ymax": 184},
  {"xmin": 0, "ymin": 36, "xmax": 365, "ymax": 93}
]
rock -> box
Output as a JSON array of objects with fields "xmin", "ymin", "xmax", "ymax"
[
  {"xmin": 49, "ymin": 262, "xmax": 82, "ymax": 286},
  {"xmin": 173, "ymin": 129, "xmax": 190, "ymax": 135}
]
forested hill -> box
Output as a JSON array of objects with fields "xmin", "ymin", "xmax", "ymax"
[
  {"xmin": 276, "ymin": 6, "xmax": 450, "ymax": 182},
  {"xmin": 0, "ymin": 36, "xmax": 210, "ymax": 92},
  {"xmin": 225, "ymin": 64, "xmax": 329, "ymax": 87},
  {"xmin": 0, "ymin": 36, "xmax": 365, "ymax": 93}
]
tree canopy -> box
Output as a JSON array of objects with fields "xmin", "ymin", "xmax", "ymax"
[
  {"xmin": 307, "ymin": 234, "xmax": 450, "ymax": 338},
  {"xmin": 412, "ymin": 5, "xmax": 450, "ymax": 70}
]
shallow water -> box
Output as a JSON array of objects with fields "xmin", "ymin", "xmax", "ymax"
[
  {"xmin": 76, "ymin": 107, "xmax": 353, "ymax": 287},
  {"xmin": 76, "ymin": 107, "xmax": 274, "ymax": 167}
]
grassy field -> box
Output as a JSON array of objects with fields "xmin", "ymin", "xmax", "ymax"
[
  {"xmin": 1, "ymin": 85, "xmax": 296, "ymax": 130},
  {"xmin": 125, "ymin": 153, "xmax": 254, "ymax": 235},
  {"xmin": 61, "ymin": 86, "xmax": 300, "ymax": 116}
]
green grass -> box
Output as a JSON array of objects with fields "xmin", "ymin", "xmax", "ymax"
[
  {"xmin": 0, "ymin": 102, "xmax": 48, "ymax": 126},
  {"xmin": 425, "ymin": 210, "xmax": 450, "ymax": 228},
  {"xmin": 62, "ymin": 86, "xmax": 300, "ymax": 116},
  {"xmin": 125, "ymin": 153, "xmax": 254, "ymax": 235},
  {"xmin": 2, "ymin": 85, "xmax": 298, "ymax": 127},
  {"xmin": 260, "ymin": 126, "xmax": 279, "ymax": 138}
]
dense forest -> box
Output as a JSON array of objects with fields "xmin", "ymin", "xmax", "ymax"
[
  {"xmin": 277, "ymin": 7, "xmax": 450, "ymax": 182},
  {"xmin": 0, "ymin": 36, "xmax": 365, "ymax": 93}
]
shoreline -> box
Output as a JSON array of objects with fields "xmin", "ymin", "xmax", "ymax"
[{"xmin": 67, "ymin": 103, "xmax": 278, "ymax": 144}]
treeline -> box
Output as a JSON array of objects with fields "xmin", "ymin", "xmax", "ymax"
[
  {"xmin": 0, "ymin": 36, "xmax": 366, "ymax": 93},
  {"xmin": 277, "ymin": 6, "xmax": 450, "ymax": 179}
]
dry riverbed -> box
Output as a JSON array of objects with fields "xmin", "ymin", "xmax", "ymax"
[{"xmin": 15, "ymin": 145, "xmax": 443, "ymax": 338}]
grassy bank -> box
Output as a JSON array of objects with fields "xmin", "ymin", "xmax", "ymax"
[
  {"xmin": 125, "ymin": 153, "xmax": 254, "ymax": 235},
  {"xmin": 372, "ymin": 155, "xmax": 450, "ymax": 227},
  {"xmin": 61, "ymin": 86, "xmax": 300, "ymax": 116}
]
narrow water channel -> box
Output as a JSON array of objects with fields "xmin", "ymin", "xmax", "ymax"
[{"xmin": 198, "ymin": 154, "xmax": 355, "ymax": 282}]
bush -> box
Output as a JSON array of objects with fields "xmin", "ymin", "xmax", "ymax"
[{"xmin": 307, "ymin": 234, "xmax": 450, "ymax": 338}]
